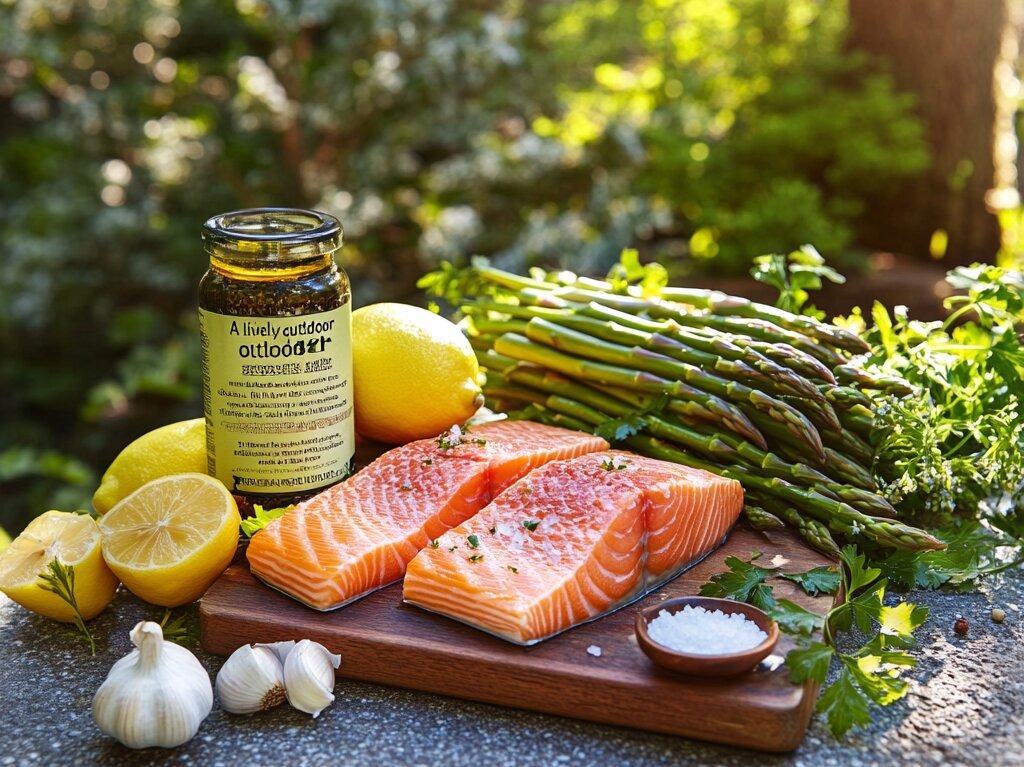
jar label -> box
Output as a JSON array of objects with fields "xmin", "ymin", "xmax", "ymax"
[{"xmin": 199, "ymin": 305, "xmax": 355, "ymax": 495}]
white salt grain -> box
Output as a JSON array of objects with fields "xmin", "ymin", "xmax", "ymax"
[
  {"xmin": 586, "ymin": 645, "xmax": 602, "ymax": 657},
  {"xmin": 646, "ymin": 605, "xmax": 767, "ymax": 655}
]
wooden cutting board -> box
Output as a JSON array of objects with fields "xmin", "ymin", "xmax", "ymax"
[{"xmin": 200, "ymin": 522, "xmax": 835, "ymax": 753}]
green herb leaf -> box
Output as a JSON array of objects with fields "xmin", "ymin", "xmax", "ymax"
[
  {"xmin": 429, "ymin": 539, "xmax": 440, "ymax": 549},
  {"xmin": 843, "ymin": 654, "xmax": 911, "ymax": 707},
  {"xmin": 468, "ymin": 554, "xmax": 484, "ymax": 563},
  {"xmin": 241, "ymin": 504, "xmax": 293, "ymax": 537},
  {"xmin": 786, "ymin": 641, "xmax": 834, "ymax": 684},
  {"xmin": 878, "ymin": 602, "xmax": 928, "ymax": 643},
  {"xmin": 467, "ymin": 534, "xmax": 480, "ymax": 549},
  {"xmin": 596, "ymin": 415, "xmax": 648, "ymax": 443},
  {"xmin": 159, "ymin": 607, "xmax": 199, "ymax": 648},
  {"xmin": 699, "ymin": 555, "xmax": 776, "ymax": 603},
  {"xmin": 839, "ymin": 545, "xmax": 882, "ymax": 594},
  {"xmin": 770, "ymin": 599, "xmax": 825, "ymax": 635},
  {"xmin": 522, "ymin": 520, "xmax": 539, "ymax": 531},
  {"xmin": 507, "ymin": 565, "xmax": 518, "ymax": 574},
  {"xmin": 37, "ymin": 558, "xmax": 95, "ymax": 655},
  {"xmin": 816, "ymin": 667, "xmax": 873, "ymax": 738},
  {"xmin": 779, "ymin": 566, "xmax": 840, "ymax": 596}
]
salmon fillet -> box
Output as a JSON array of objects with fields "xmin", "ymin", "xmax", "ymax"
[
  {"xmin": 402, "ymin": 450, "xmax": 743, "ymax": 645},
  {"xmin": 246, "ymin": 421, "xmax": 608, "ymax": 610}
]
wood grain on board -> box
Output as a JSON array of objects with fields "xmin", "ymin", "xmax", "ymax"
[{"xmin": 200, "ymin": 523, "xmax": 835, "ymax": 752}]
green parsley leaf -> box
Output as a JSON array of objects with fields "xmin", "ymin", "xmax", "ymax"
[
  {"xmin": 786, "ymin": 641, "xmax": 834, "ymax": 684},
  {"xmin": 240, "ymin": 504, "xmax": 294, "ymax": 537},
  {"xmin": 878, "ymin": 602, "xmax": 929, "ymax": 644},
  {"xmin": 843, "ymin": 655, "xmax": 911, "ymax": 707},
  {"xmin": 699, "ymin": 555, "xmax": 776, "ymax": 603},
  {"xmin": 770, "ymin": 599, "xmax": 825, "ymax": 635},
  {"xmin": 467, "ymin": 534, "xmax": 480, "ymax": 549},
  {"xmin": 429, "ymin": 539, "xmax": 440, "ymax": 549},
  {"xmin": 779, "ymin": 566, "xmax": 840, "ymax": 597},
  {"xmin": 816, "ymin": 667, "xmax": 873, "ymax": 738},
  {"xmin": 839, "ymin": 546, "xmax": 882, "ymax": 594},
  {"xmin": 522, "ymin": 520, "xmax": 539, "ymax": 531},
  {"xmin": 507, "ymin": 565, "xmax": 518, "ymax": 574},
  {"xmin": 468, "ymin": 554, "xmax": 484, "ymax": 563},
  {"xmin": 400, "ymin": 484, "xmax": 412, "ymax": 491}
]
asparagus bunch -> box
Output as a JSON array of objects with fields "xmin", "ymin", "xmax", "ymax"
[{"xmin": 426, "ymin": 259, "xmax": 943, "ymax": 556}]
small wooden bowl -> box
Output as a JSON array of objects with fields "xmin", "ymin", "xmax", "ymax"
[{"xmin": 635, "ymin": 596, "xmax": 780, "ymax": 678}]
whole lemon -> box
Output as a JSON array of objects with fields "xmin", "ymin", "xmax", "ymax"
[
  {"xmin": 352, "ymin": 303, "xmax": 483, "ymax": 444},
  {"xmin": 92, "ymin": 418, "xmax": 208, "ymax": 514}
]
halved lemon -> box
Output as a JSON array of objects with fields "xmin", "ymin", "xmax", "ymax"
[
  {"xmin": 0, "ymin": 510, "xmax": 119, "ymax": 622},
  {"xmin": 99, "ymin": 473, "xmax": 240, "ymax": 607}
]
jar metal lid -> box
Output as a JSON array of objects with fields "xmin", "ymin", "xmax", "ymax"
[{"xmin": 202, "ymin": 207, "xmax": 343, "ymax": 261}]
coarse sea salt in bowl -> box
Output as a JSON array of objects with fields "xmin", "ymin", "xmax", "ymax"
[{"xmin": 635, "ymin": 596, "xmax": 780, "ymax": 678}]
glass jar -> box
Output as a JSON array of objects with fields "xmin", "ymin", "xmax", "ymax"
[{"xmin": 198, "ymin": 208, "xmax": 355, "ymax": 512}]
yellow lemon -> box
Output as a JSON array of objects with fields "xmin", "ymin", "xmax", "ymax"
[
  {"xmin": 92, "ymin": 418, "xmax": 208, "ymax": 515},
  {"xmin": 99, "ymin": 473, "xmax": 239, "ymax": 607},
  {"xmin": 352, "ymin": 303, "xmax": 483, "ymax": 444},
  {"xmin": 0, "ymin": 511, "xmax": 119, "ymax": 622}
]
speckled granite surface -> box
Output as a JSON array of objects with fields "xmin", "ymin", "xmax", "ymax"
[{"xmin": 2, "ymin": 568, "xmax": 1023, "ymax": 767}]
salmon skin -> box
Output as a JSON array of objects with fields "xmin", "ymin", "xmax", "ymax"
[
  {"xmin": 402, "ymin": 450, "xmax": 743, "ymax": 645},
  {"xmin": 246, "ymin": 421, "xmax": 608, "ymax": 610}
]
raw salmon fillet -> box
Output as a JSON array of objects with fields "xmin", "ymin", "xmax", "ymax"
[
  {"xmin": 246, "ymin": 421, "xmax": 608, "ymax": 610},
  {"xmin": 402, "ymin": 450, "xmax": 743, "ymax": 645}
]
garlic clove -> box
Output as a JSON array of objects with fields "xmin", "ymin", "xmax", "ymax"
[
  {"xmin": 282, "ymin": 639, "xmax": 341, "ymax": 718},
  {"xmin": 216, "ymin": 644, "xmax": 287, "ymax": 714},
  {"xmin": 256, "ymin": 639, "xmax": 296, "ymax": 666},
  {"xmin": 93, "ymin": 621, "xmax": 213, "ymax": 749}
]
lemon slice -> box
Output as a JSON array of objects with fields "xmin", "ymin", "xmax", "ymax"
[
  {"xmin": 99, "ymin": 473, "xmax": 240, "ymax": 607},
  {"xmin": 0, "ymin": 511, "xmax": 119, "ymax": 622}
]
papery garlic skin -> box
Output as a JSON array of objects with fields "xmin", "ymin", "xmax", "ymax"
[
  {"xmin": 93, "ymin": 621, "xmax": 213, "ymax": 749},
  {"xmin": 256, "ymin": 639, "xmax": 295, "ymax": 667},
  {"xmin": 216, "ymin": 644, "xmax": 286, "ymax": 714},
  {"xmin": 282, "ymin": 639, "xmax": 341, "ymax": 718}
]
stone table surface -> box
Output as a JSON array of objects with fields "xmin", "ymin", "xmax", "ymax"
[{"xmin": 2, "ymin": 568, "xmax": 1023, "ymax": 767}]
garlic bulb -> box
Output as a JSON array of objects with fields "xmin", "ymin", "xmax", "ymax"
[
  {"xmin": 282, "ymin": 639, "xmax": 341, "ymax": 717},
  {"xmin": 93, "ymin": 621, "xmax": 213, "ymax": 749},
  {"xmin": 215, "ymin": 644, "xmax": 287, "ymax": 714}
]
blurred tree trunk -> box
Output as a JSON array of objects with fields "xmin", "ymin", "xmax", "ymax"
[{"xmin": 848, "ymin": 0, "xmax": 1011, "ymax": 265}]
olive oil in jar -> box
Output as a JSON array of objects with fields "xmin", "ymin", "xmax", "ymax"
[{"xmin": 198, "ymin": 208, "xmax": 355, "ymax": 511}]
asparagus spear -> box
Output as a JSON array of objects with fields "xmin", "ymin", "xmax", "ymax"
[
  {"xmin": 626, "ymin": 436, "xmax": 945, "ymax": 552},
  {"xmin": 492, "ymin": 332, "xmax": 768, "ymax": 448},
  {"xmin": 746, "ymin": 493, "xmax": 842, "ymax": 558},
  {"xmin": 494, "ymin": 368, "xmax": 896, "ymax": 518},
  {"xmin": 523, "ymin": 317, "xmax": 825, "ymax": 459},
  {"xmin": 532, "ymin": 266, "xmax": 870, "ymax": 354},
  {"xmin": 743, "ymin": 505, "xmax": 787, "ymax": 531}
]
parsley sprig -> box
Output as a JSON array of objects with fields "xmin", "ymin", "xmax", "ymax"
[
  {"xmin": 240, "ymin": 504, "xmax": 294, "ymax": 537},
  {"xmin": 37, "ymin": 558, "xmax": 96, "ymax": 655},
  {"xmin": 703, "ymin": 549, "xmax": 926, "ymax": 738}
]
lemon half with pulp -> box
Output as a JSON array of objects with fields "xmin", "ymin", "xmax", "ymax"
[
  {"xmin": 0, "ymin": 510, "xmax": 119, "ymax": 621},
  {"xmin": 99, "ymin": 473, "xmax": 239, "ymax": 607}
]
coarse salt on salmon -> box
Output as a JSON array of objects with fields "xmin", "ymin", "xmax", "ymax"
[
  {"xmin": 402, "ymin": 450, "xmax": 743, "ymax": 645},
  {"xmin": 246, "ymin": 421, "xmax": 608, "ymax": 610}
]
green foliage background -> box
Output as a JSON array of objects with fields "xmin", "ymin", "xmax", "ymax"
[{"xmin": 0, "ymin": 0, "xmax": 927, "ymax": 534}]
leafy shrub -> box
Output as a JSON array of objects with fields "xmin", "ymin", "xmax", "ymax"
[{"xmin": 0, "ymin": 0, "xmax": 926, "ymax": 532}]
